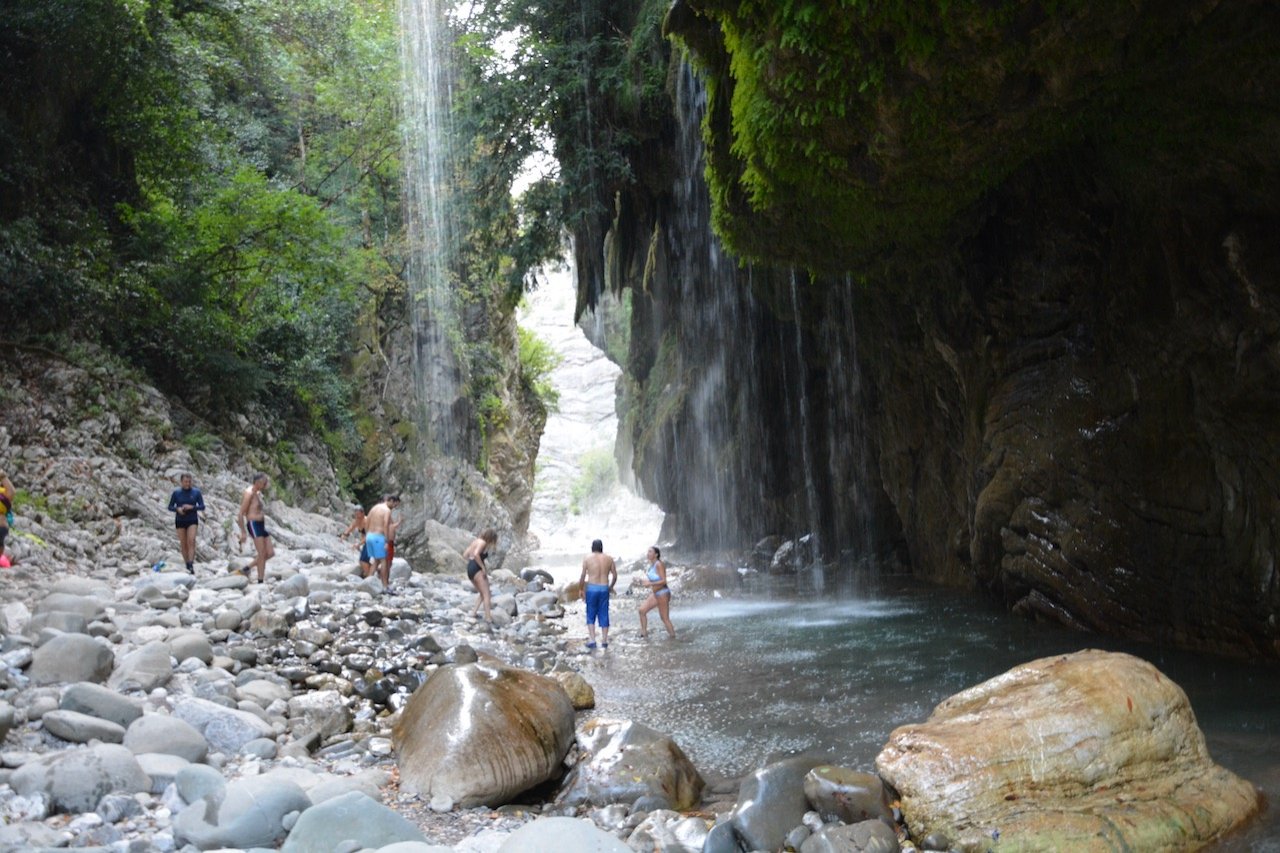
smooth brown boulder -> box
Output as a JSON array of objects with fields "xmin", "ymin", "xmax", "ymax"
[
  {"xmin": 876, "ymin": 649, "xmax": 1259, "ymax": 852},
  {"xmin": 392, "ymin": 661, "xmax": 575, "ymax": 808}
]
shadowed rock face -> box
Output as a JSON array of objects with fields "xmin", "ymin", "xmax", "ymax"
[
  {"xmin": 392, "ymin": 661, "xmax": 575, "ymax": 808},
  {"xmin": 876, "ymin": 649, "xmax": 1260, "ymax": 851}
]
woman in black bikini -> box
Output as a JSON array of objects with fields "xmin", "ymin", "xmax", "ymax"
[{"xmin": 463, "ymin": 528, "xmax": 498, "ymax": 622}]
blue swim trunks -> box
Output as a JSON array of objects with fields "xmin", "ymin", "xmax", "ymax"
[
  {"xmin": 246, "ymin": 519, "xmax": 268, "ymax": 538},
  {"xmin": 365, "ymin": 532, "xmax": 387, "ymax": 560},
  {"xmin": 585, "ymin": 583, "xmax": 610, "ymax": 627}
]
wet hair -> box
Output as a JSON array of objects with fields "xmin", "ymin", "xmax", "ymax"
[
  {"xmin": 650, "ymin": 546, "xmax": 661, "ymax": 560},
  {"xmin": 480, "ymin": 528, "xmax": 498, "ymax": 543},
  {"xmin": 591, "ymin": 539, "xmax": 603, "ymax": 553},
  {"xmin": 252, "ymin": 472, "xmax": 268, "ymax": 485}
]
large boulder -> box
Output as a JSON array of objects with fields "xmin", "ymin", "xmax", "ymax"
[
  {"xmin": 27, "ymin": 634, "xmax": 114, "ymax": 685},
  {"xmin": 876, "ymin": 649, "xmax": 1260, "ymax": 851},
  {"xmin": 10, "ymin": 743, "xmax": 150, "ymax": 814},
  {"xmin": 556, "ymin": 718, "xmax": 703, "ymax": 811},
  {"xmin": 392, "ymin": 660, "xmax": 575, "ymax": 807}
]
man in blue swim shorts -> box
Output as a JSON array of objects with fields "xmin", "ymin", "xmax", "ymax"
[{"xmin": 578, "ymin": 539, "xmax": 617, "ymax": 649}]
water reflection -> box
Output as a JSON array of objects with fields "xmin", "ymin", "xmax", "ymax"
[{"xmin": 578, "ymin": 579, "xmax": 1280, "ymax": 850}]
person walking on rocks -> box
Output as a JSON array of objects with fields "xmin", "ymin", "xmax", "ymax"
[
  {"xmin": 0, "ymin": 470, "xmax": 14, "ymax": 565},
  {"xmin": 638, "ymin": 545, "xmax": 675, "ymax": 639},
  {"xmin": 579, "ymin": 539, "xmax": 617, "ymax": 649},
  {"xmin": 364, "ymin": 494, "xmax": 401, "ymax": 589},
  {"xmin": 340, "ymin": 505, "xmax": 371, "ymax": 578},
  {"xmin": 167, "ymin": 472, "xmax": 205, "ymax": 574},
  {"xmin": 236, "ymin": 472, "xmax": 274, "ymax": 583},
  {"xmin": 463, "ymin": 528, "xmax": 498, "ymax": 622}
]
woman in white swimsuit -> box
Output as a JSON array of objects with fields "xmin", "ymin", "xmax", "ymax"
[{"xmin": 638, "ymin": 545, "xmax": 675, "ymax": 639}]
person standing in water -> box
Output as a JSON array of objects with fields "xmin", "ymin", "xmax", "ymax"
[
  {"xmin": 168, "ymin": 472, "xmax": 205, "ymax": 574},
  {"xmin": 638, "ymin": 545, "xmax": 675, "ymax": 639},
  {"xmin": 364, "ymin": 495, "xmax": 400, "ymax": 589},
  {"xmin": 578, "ymin": 539, "xmax": 617, "ymax": 649},
  {"xmin": 236, "ymin": 472, "xmax": 274, "ymax": 583},
  {"xmin": 463, "ymin": 528, "xmax": 498, "ymax": 622}
]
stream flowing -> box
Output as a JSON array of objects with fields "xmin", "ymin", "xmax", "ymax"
[{"xmin": 518, "ymin": 261, "xmax": 1280, "ymax": 851}]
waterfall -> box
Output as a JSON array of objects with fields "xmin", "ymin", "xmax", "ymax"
[{"xmin": 399, "ymin": 0, "xmax": 466, "ymax": 456}]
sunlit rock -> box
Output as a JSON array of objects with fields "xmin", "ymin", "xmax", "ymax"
[
  {"xmin": 557, "ymin": 718, "xmax": 704, "ymax": 811},
  {"xmin": 710, "ymin": 756, "xmax": 827, "ymax": 853},
  {"xmin": 552, "ymin": 671, "xmax": 595, "ymax": 710},
  {"xmin": 876, "ymin": 649, "xmax": 1260, "ymax": 851},
  {"xmin": 392, "ymin": 660, "xmax": 574, "ymax": 807},
  {"xmin": 803, "ymin": 765, "xmax": 893, "ymax": 826}
]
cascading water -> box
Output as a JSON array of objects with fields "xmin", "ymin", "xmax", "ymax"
[{"xmin": 399, "ymin": 0, "xmax": 466, "ymax": 456}]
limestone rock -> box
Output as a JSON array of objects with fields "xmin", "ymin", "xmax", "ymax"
[
  {"xmin": 557, "ymin": 718, "xmax": 703, "ymax": 811},
  {"xmin": 876, "ymin": 649, "xmax": 1260, "ymax": 852},
  {"xmin": 280, "ymin": 790, "xmax": 425, "ymax": 852},
  {"xmin": 392, "ymin": 660, "xmax": 575, "ymax": 807},
  {"xmin": 27, "ymin": 634, "xmax": 114, "ymax": 685}
]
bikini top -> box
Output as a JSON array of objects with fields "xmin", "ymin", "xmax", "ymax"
[{"xmin": 646, "ymin": 561, "xmax": 663, "ymax": 583}]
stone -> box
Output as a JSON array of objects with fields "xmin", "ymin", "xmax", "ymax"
[
  {"xmin": 34, "ymin": 592, "xmax": 107, "ymax": 623},
  {"xmin": 393, "ymin": 660, "xmax": 575, "ymax": 807},
  {"xmin": 721, "ymin": 756, "xmax": 828, "ymax": 853},
  {"xmin": 803, "ymin": 765, "xmax": 893, "ymax": 825},
  {"xmin": 108, "ymin": 640, "xmax": 174, "ymax": 691},
  {"xmin": 280, "ymin": 790, "xmax": 425, "ymax": 852},
  {"xmin": 60, "ymin": 681, "xmax": 145, "ymax": 728},
  {"xmin": 496, "ymin": 816, "xmax": 631, "ymax": 852},
  {"xmin": 172, "ymin": 696, "xmax": 274, "ymax": 753},
  {"xmin": 876, "ymin": 650, "xmax": 1260, "ymax": 852},
  {"xmin": 10, "ymin": 743, "xmax": 150, "ymax": 814},
  {"xmin": 41, "ymin": 709, "xmax": 127, "ymax": 744},
  {"xmin": 137, "ymin": 752, "xmax": 192, "ymax": 794},
  {"xmin": 0, "ymin": 702, "xmax": 15, "ymax": 743},
  {"xmin": 175, "ymin": 763, "xmax": 226, "ymax": 804},
  {"xmin": 237, "ymin": 678, "xmax": 292, "ymax": 706},
  {"xmin": 800, "ymin": 820, "xmax": 899, "ymax": 853},
  {"xmin": 27, "ymin": 633, "xmax": 114, "ymax": 685},
  {"xmin": 124, "ymin": 714, "xmax": 209, "ymax": 763},
  {"xmin": 0, "ymin": 601, "xmax": 31, "ymax": 635},
  {"xmin": 557, "ymin": 718, "xmax": 704, "ymax": 811},
  {"xmin": 168, "ymin": 631, "xmax": 214, "ymax": 664},
  {"xmin": 552, "ymin": 671, "xmax": 595, "ymax": 710},
  {"xmin": 173, "ymin": 774, "xmax": 310, "ymax": 850},
  {"xmin": 286, "ymin": 690, "xmax": 352, "ymax": 739},
  {"xmin": 627, "ymin": 810, "xmax": 713, "ymax": 853}
]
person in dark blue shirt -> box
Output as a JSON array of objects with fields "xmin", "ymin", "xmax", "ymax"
[{"xmin": 167, "ymin": 473, "xmax": 205, "ymax": 574}]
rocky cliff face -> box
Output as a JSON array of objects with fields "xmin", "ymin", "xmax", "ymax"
[{"xmin": 582, "ymin": 1, "xmax": 1280, "ymax": 656}]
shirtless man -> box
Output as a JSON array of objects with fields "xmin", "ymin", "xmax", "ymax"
[
  {"xmin": 578, "ymin": 539, "xmax": 617, "ymax": 649},
  {"xmin": 236, "ymin": 473, "xmax": 274, "ymax": 583},
  {"xmin": 364, "ymin": 494, "xmax": 400, "ymax": 588}
]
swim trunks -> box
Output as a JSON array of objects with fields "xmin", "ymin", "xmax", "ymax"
[
  {"xmin": 365, "ymin": 532, "xmax": 387, "ymax": 560},
  {"xmin": 175, "ymin": 516, "xmax": 198, "ymax": 529},
  {"xmin": 246, "ymin": 519, "xmax": 269, "ymax": 538},
  {"xmin": 585, "ymin": 583, "xmax": 611, "ymax": 627}
]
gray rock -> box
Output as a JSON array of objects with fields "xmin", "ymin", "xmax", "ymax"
[
  {"xmin": 280, "ymin": 791, "xmax": 425, "ymax": 852},
  {"xmin": 238, "ymin": 679, "xmax": 292, "ymax": 707},
  {"xmin": 172, "ymin": 696, "xmax": 274, "ymax": 754},
  {"xmin": 803, "ymin": 766, "xmax": 893, "ymax": 825},
  {"xmin": 0, "ymin": 600, "xmax": 32, "ymax": 635},
  {"xmin": 241, "ymin": 738, "xmax": 278, "ymax": 759},
  {"xmin": 169, "ymin": 631, "xmax": 214, "ymax": 664},
  {"xmin": 275, "ymin": 574, "xmax": 310, "ymax": 598},
  {"xmin": 800, "ymin": 819, "xmax": 899, "ymax": 853},
  {"xmin": 286, "ymin": 690, "xmax": 352, "ymax": 740},
  {"xmin": 495, "ymin": 816, "xmax": 631, "ymax": 852},
  {"xmin": 60, "ymin": 681, "xmax": 145, "ymax": 728},
  {"xmin": 124, "ymin": 714, "xmax": 209, "ymax": 762},
  {"xmin": 42, "ymin": 709, "xmax": 127, "ymax": 744},
  {"xmin": 214, "ymin": 609, "xmax": 244, "ymax": 630},
  {"xmin": 556, "ymin": 718, "xmax": 703, "ymax": 811},
  {"xmin": 96, "ymin": 791, "xmax": 145, "ymax": 823},
  {"xmin": 0, "ymin": 702, "xmax": 14, "ymax": 742},
  {"xmin": 10, "ymin": 743, "xmax": 150, "ymax": 814},
  {"xmin": 175, "ymin": 763, "xmax": 226, "ymax": 804},
  {"xmin": 108, "ymin": 640, "xmax": 174, "ymax": 691},
  {"xmin": 34, "ymin": 592, "xmax": 107, "ymax": 623},
  {"xmin": 173, "ymin": 774, "xmax": 310, "ymax": 849},
  {"xmin": 27, "ymin": 633, "xmax": 114, "ymax": 685},
  {"xmin": 137, "ymin": 752, "xmax": 192, "ymax": 794},
  {"xmin": 728, "ymin": 756, "xmax": 828, "ymax": 853}
]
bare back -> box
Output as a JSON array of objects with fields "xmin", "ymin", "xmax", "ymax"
[
  {"xmin": 581, "ymin": 552, "xmax": 617, "ymax": 587},
  {"xmin": 366, "ymin": 502, "xmax": 392, "ymax": 535}
]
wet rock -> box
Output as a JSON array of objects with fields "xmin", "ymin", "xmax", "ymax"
[
  {"xmin": 876, "ymin": 650, "xmax": 1260, "ymax": 851},
  {"xmin": 557, "ymin": 718, "xmax": 703, "ymax": 811},
  {"xmin": 721, "ymin": 756, "xmax": 828, "ymax": 852},
  {"xmin": 27, "ymin": 634, "xmax": 114, "ymax": 685},
  {"xmin": 124, "ymin": 714, "xmax": 209, "ymax": 763},
  {"xmin": 393, "ymin": 660, "xmax": 575, "ymax": 807},
  {"xmin": 10, "ymin": 743, "xmax": 150, "ymax": 814},
  {"xmin": 800, "ymin": 819, "xmax": 899, "ymax": 853},
  {"xmin": 59, "ymin": 681, "xmax": 145, "ymax": 728},
  {"xmin": 626, "ymin": 809, "xmax": 712, "ymax": 853},
  {"xmin": 280, "ymin": 790, "xmax": 426, "ymax": 851},
  {"xmin": 42, "ymin": 709, "xmax": 127, "ymax": 744},
  {"xmin": 804, "ymin": 765, "xmax": 893, "ymax": 825},
  {"xmin": 552, "ymin": 671, "xmax": 595, "ymax": 710}
]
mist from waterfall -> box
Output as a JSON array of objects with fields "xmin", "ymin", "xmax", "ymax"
[{"xmin": 399, "ymin": 0, "xmax": 465, "ymax": 455}]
